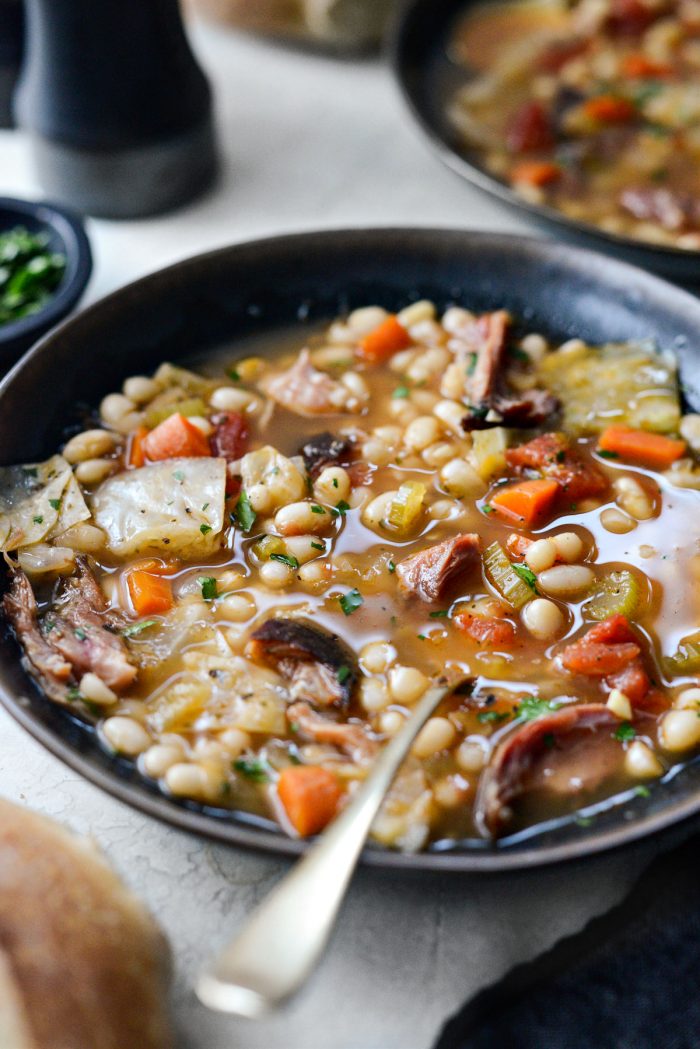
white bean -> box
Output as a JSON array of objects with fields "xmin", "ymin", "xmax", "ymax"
[
  {"xmin": 614, "ymin": 476, "xmax": 655, "ymax": 521},
  {"xmin": 362, "ymin": 491, "xmax": 396, "ymax": 531},
  {"xmin": 360, "ymin": 641, "xmax": 397, "ymax": 674},
  {"xmin": 360, "ymin": 678, "xmax": 391, "ymax": 712},
  {"xmin": 388, "ymin": 665, "xmax": 428, "ymax": 705},
  {"xmin": 625, "ymin": 741, "xmax": 663, "ymax": 779},
  {"xmin": 412, "ymin": 717, "xmax": 456, "ymax": 758},
  {"xmin": 552, "ymin": 531, "xmax": 584, "ymax": 563},
  {"xmin": 219, "ymin": 592, "xmax": 257, "ymax": 621},
  {"xmin": 404, "ymin": 415, "xmax": 441, "ymax": 451},
  {"xmin": 219, "ymin": 728, "xmax": 252, "ymax": 757},
  {"xmin": 674, "ymin": 687, "xmax": 700, "ymax": 711},
  {"xmin": 422, "ymin": 441, "xmax": 457, "ymax": 468},
  {"xmin": 440, "ymin": 457, "xmax": 483, "ymax": 498},
  {"xmin": 456, "ymin": 738, "xmax": 488, "ymax": 773},
  {"xmin": 79, "ymin": 673, "xmax": 117, "ymax": 707},
  {"xmin": 606, "ymin": 689, "xmax": 632, "ymax": 720},
  {"xmin": 74, "ymin": 458, "xmax": 116, "ymax": 486},
  {"xmin": 660, "ymin": 709, "xmax": 700, "ymax": 752},
  {"xmin": 274, "ymin": 501, "xmax": 329, "ymax": 536},
  {"xmin": 103, "ymin": 716, "xmax": 151, "ymax": 756},
  {"xmin": 165, "ymin": 762, "xmax": 209, "ymax": 798},
  {"xmin": 314, "ymin": 466, "xmax": 351, "ymax": 503},
  {"xmin": 521, "ymin": 598, "xmax": 564, "ymax": 640},
  {"xmin": 525, "ymin": 538, "xmax": 557, "ymax": 573},
  {"xmin": 537, "ymin": 565, "xmax": 595, "ymax": 596},
  {"xmin": 260, "ymin": 560, "xmax": 294, "ymax": 588},
  {"xmin": 142, "ymin": 743, "xmax": 184, "ymax": 778},
  {"xmin": 63, "ymin": 428, "xmax": 117, "ymax": 463},
  {"xmin": 519, "ymin": 333, "xmax": 548, "ymax": 362},
  {"xmin": 347, "ymin": 305, "xmax": 388, "ymax": 336},
  {"xmin": 600, "ymin": 507, "xmax": 637, "ymax": 534},
  {"xmin": 123, "ymin": 375, "xmax": 160, "ymax": 404},
  {"xmin": 680, "ymin": 414, "xmax": 700, "ymax": 453},
  {"xmin": 398, "ymin": 300, "xmax": 435, "ymax": 328},
  {"xmin": 100, "ymin": 392, "xmax": 135, "ymax": 426},
  {"xmin": 434, "ymin": 399, "xmax": 468, "ymax": 435},
  {"xmin": 284, "ymin": 535, "xmax": 326, "ymax": 565},
  {"xmin": 210, "ymin": 386, "xmax": 255, "ymax": 412},
  {"xmin": 378, "ymin": 710, "xmax": 405, "ymax": 735}
]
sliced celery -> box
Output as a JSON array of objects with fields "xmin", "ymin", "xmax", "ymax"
[
  {"xmin": 584, "ymin": 569, "xmax": 640, "ymax": 621},
  {"xmin": 252, "ymin": 534, "xmax": 286, "ymax": 561},
  {"xmin": 145, "ymin": 396, "xmax": 207, "ymax": 429},
  {"xmin": 387, "ymin": 481, "xmax": 426, "ymax": 534},
  {"xmin": 665, "ymin": 634, "xmax": 700, "ymax": 675},
  {"xmin": 483, "ymin": 540, "xmax": 532, "ymax": 610}
]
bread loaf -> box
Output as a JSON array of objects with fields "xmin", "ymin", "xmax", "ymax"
[{"xmin": 0, "ymin": 799, "xmax": 173, "ymax": 1049}]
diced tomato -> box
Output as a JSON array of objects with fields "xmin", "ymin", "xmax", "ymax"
[
  {"xmin": 621, "ymin": 54, "xmax": 672, "ymax": 78},
  {"xmin": 587, "ymin": 614, "xmax": 638, "ymax": 646},
  {"xmin": 454, "ymin": 612, "xmax": 517, "ymax": 647},
  {"xmin": 607, "ymin": 659, "xmax": 651, "ymax": 706},
  {"xmin": 142, "ymin": 412, "xmax": 211, "ymax": 461},
  {"xmin": 510, "ymin": 161, "xmax": 562, "ymax": 187},
  {"xmin": 560, "ymin": 640, "xmax": 641, "ymax": 675},
  {"xmin": 538, "ymin": 37, "xmax": 588, "ymax": 73},
  {"xmin": 210, "ymin": 411, "xmax": 249, "ymax": 462},
  {"xmin": 505, "ymin": 533, "xmax": 533, "ymax": 561},
  {"xmin": 583, "ymin": 95, "xmax": 636, "ymax": 123},
  {"xmin": 505, "ymin": 101, "xmax": 554, "ymax": 153},
  {"xmin": 506, "ymin": 432, "xmax": 609, "ymax": 501}
]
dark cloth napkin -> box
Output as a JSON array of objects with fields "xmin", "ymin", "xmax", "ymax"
[{"xmin": 437, "ymin": 834, "xmax": 700, "ymax": 1049}]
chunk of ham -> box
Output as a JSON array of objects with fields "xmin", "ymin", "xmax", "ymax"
[
  {"xmin": 286, "ymin": 701, "xmax": 377, "ymax": 761},
  {"xmin": 246, "ymin": 617, "xmax": 358, "ymax": 707},
  {"xmin": 476, "ymin": 703, "xmax": 621, "ymax": 836},
  {"xmin": 263, "ymin": 349, "xmax": 365, "ymax": 417},
  {"xmin": 3, "ymin": 559, "xmax": 136, "ymax": 707},
  {"xmin": 506, "ymin": 432, "xmax": 609, "ymax": 500},
  {"xmin": 455, "ymin": 311, "xmax": 559, "ymax": 430},
  {"xmin": 396, "ymin": 533, "xmax": 481, "ymax": 603}
]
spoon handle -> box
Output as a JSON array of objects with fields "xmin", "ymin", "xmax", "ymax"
[{"xmin": 196, "ymin": 682, "xmax": 454, "ymax": 1017}]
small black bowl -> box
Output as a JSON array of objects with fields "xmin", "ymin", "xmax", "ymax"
[
  {"xmin": 0, "ymin": 196, "xmax": 92, "ymax": 366},
  {"xmin": 391, "ymin": 0, "xmax": 700, "ymax": 286}
]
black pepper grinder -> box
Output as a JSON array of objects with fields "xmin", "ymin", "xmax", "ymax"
[{"xmin": 14, "ymin": 0, "xmax": 218, "ymax": 218}]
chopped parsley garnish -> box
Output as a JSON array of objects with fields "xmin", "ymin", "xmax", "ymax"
[
  {"xmin": 614, "ymin": 721, "xmax": 636, "ymax": 742},
  {"xmin": 48, "ymin": 498, "xmax": 61, "ymax": 511},
  {"xmin": 543, "ymin": 732, "xmax": 556, "ymax": 749},
  {"xmin": 575, "ymin": 815, "xmax": 594, "ymax": 828},
  {"xmin": 332, "ymin": 477, "xmax": 339, "ymax": 488},
  {"xmin": 201, "ymin": 502, "xmax": 209, "ymax": 511},
  {"xmin": 122, "ymin": 619, "xmax": 159, "ymax": 637},
  {"xmin": 417, "ymin": 633, "xmax": 428, "ymax": 640},
  {"xmin": 518, "ymin": 696, "xmax": 562, "ymax": 721},
  {"xmin": 337, "ymin": 665, "xmax": 351, "ymax": 685},
  {"xmin": 477, "ymin": 709, "xmax": 510, "ymax": 724},
  {"xmin": 310, "ymin": 540, "xmax": 325, "ymax": 551},
  {"xmin": 598, "ymin": 450, "xmax": 619, "ymax": 459},
  {"xmin": 513, "ymin": 563, "xmax": 538, "ymax": 591},
  {"xmin": 22, "ymin": 466, "xmax": 38, "ymax": 478},
  {"xmin": 32, "ymin": 515, "xmax": 43, "ymax": 524},
  {"xmin": 392, "ymin": 385, "xmax": 410, "ymax": 399},
  {"xmin": 555, "ymin": 450, "xmax": 566, "ymax": 463},
  {"xmin": 199, "ymin": 523, "xmax": 212, "ymax": 535},
  {"xmin": 339, "ymin": 588, "xmax": 363, "ymax": 616},
  {"xmin": 0, "ymin": 227, "xmax": 66, "ymax": 326},
  {"xmin": 66, "ymin": 686, "xmax": 81, "ymax": 702},
  {"xmin": 74, "ymin": 627, "xmax": 87, "ymax": 641},
  {"xmin": 270, "ymin": 552, "xmax": 299, "ymax": 570},
  {"xmin": 233, "ymin": 757, "xmax": 269, "ymax": 782},
  {"xmin": 330, "ymin": 500, "xmax": 350, "ymax": 518},
  {"xmin": 310, "ymin": 504, "xmax": 326, "ymax": 514},
  {"xmin": 388, "ymin": 560, "xmax": 396, "ymax": 573},
  {"xmin": 227, "ymin": 366, "xmax": 241, "ymax": 381},
  {"xmin": 508, "ymin": 345, "xmax": 530, "ymax": 364},
  {"xmin": 232, "ymin": 490, "xmax": 257, "ymax": 533},
  {"xmin": 634, "ymin": 785, "xmax": 651, "ymax": 798},
  {"xmin": 466, "ymin": 352, "xmax": 478, "ymax": 376},
  {"xmin": 82, "ymin": 698, "xmax": 102, "ymax": 717},
  {"xmin": 481, "ymin": 503, "xmax": 494, "ymax": 515},
  {"xmin": 172, "ymin": 470, "xmax": 185, "ymax": 482},
  {"xmin": 199, "ymin": 576, "xmax": 219, "ymax": 601},
  {"xmin": 429, "ymin": 610, "xmax": 449, "ymax": 619}
]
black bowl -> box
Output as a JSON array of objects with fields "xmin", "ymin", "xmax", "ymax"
[
  {"xmin": 2, "ymin": 227, "xmax": 700, "ymax": 872},
  {"xmin": 391, "ymin": 0, "xmax": 700, "ymax": 285},
  {"xmin": 0, "ymin": 196, "xmax": 92, "ymax": 365}
]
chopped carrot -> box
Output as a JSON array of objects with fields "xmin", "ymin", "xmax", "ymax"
[
  {"xmin": 583, "ymin": 95, "xmax": 636, "ymax": 123},
  {"xmin": 126, "ymin": 570, "xmax": 173, "ymax": 616},
  {"xmin": 453, "ymin": 612, "xmax": 516, "ymax": 646},
  {"xmin": 621, "ymin": 54, "xmax": 672, "ymax": 79},
  {"xmin": 141, "ymin": 412, "xmax": 211, "ymax": 462},
  {"xmin": 127, "ymin": 426, "xmax": 149, "ymax": 469},
  {"xmin": 510, "ymin": 160, "xmax": 561, "ymax": 187},
  {"xmin": 277, "ymin": 765, "xmax": 342, "ymax": 837},
  {"xmin": 357, "ymin": 315, "xmax": 412, "ymax": 364},
  {"xmin": 598, "ymin": 426, "xmax": 685, "ymax": 468},
  {"xmin": 490, "ymin": 478, "xmax": 560, "ymax": 526}
]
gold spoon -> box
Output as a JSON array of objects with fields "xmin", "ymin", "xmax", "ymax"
[{"xmin": 196, "ymin": 680, "xmax": 460, "ymax": 1017}]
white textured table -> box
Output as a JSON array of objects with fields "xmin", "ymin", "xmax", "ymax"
[{"xmin": 0, "ymin": 19, "xmax": 686, "ymax": 1049}]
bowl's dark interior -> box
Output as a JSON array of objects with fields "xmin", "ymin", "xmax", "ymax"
[
  {"xmin": 3, "ymin": 227, "xmax": 700, "ymax": 871},
  {"xmin": 392, "ymin": 0, "xmax": 700, "ymax": 285}
]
